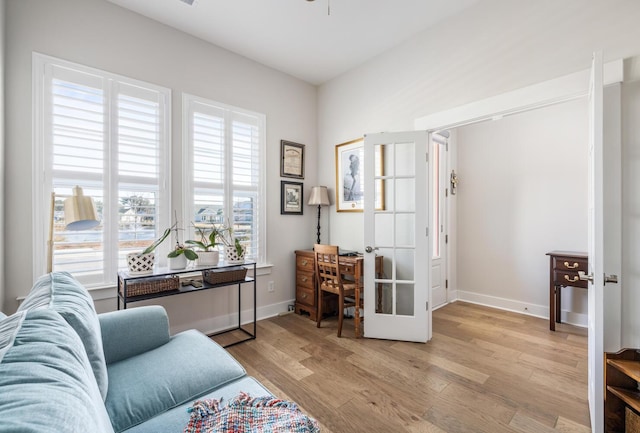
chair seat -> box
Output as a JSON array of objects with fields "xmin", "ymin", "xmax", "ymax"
[{"xmin": 319, "ymin": 282, "xmax": 356, "ymax": 295}]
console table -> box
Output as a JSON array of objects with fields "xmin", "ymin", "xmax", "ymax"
[
  {"xmin": 546, "ymin": 251, "xmax": 588, "ymax": 331},
  {"xmin": 117, "ymin": 262, "xmax": 256, "ymax": 347}
]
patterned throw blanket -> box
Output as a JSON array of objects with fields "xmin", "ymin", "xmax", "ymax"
[{"xmin": 184, "ymin": 392, "xmax": 320, "ymax": 433}]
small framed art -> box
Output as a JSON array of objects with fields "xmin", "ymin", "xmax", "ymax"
[
  {"xmin": 281, "ymin": 181, "xmax": 304, "ymax": 215},
  {"xmin": 280, "ymin": 140, "xmax": 305, "ymax": 179}
]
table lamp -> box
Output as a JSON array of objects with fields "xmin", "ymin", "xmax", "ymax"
[
  {"xmin": 47, "ymin": 186, "xmax": 100, "ymax": 273},
  {"xmin": 308, "ymin": 186, "xmax": 330, "ymax": 244}
]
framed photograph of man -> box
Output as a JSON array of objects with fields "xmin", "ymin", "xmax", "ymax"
[
  {"xmin": 280, "ymin": 181, "xmax": 303, "ymax": 215},
  {"xmin": 335, "ymin": 138, "xmax": 384, "ymax": 212}
]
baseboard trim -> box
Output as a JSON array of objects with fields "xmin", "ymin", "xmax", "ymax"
[
  {"xmin": 455, "ymin": 290, "xmax": 587, "ymax": 328},
  {"xmin": 171, "ymin": 299, "xmax": 296, "ymax": 335}
]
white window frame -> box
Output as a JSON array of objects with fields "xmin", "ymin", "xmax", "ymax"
[
  {"xmin": 32, "ymin": 53, "xmax": 171, "ymax": 286},
  {"xmin": 182, "ymin": 93, "xmax": 267, "ymax": 265}
]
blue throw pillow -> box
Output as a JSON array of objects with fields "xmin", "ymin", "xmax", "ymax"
[
  {"xmin": 18, "ymin": 272, "xmax": 108, "ymax": 400},
  {"xmin": 0, "ymin": 309, "xmax": 114, "ymax": 433}
]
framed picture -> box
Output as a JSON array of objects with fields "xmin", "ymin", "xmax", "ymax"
[
  {"xmin": 280, "ymin": 140, "xmax": 305, "ymax": 179},
  {"xmin": 335, "ymin": 138, "xmax": 384, "ymax": 212},
  {"xmin": 281, "ymin": 181, "xmax": 304, "ymax": 215}
]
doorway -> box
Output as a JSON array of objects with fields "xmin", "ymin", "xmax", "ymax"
[{"xmin": 431, "ymin": 131, "xmax": 449, "ymax": 309}]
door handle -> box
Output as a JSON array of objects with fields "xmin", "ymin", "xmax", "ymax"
[
  {"xmin": 578, "ymin": 271, "xmax": 619, "ymax": 285},
  {"xmin": 578, "ymin": 271, "xmax": 593, "ymax": 282},
  {"xmin": 365, "ymin": 246, "xmax": 378, "ymax": 253}
]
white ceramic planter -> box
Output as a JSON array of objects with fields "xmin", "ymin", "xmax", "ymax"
[
  {"xmin": 197, "ymin": 250, "xmax": 219, "ymax": 267},
  {"xmin": 168, "ymin": 254, "xmax": 187, "ymax": 270},
  {"xmin": 225, "ymin": 246, "xmax": 245, "ymax": 265},
  {"xmin": 127, "ymin": 252, "xmax": 155, "ymax": 274}
]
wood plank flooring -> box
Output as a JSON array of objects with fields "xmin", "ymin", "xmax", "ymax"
[{"xmin": 226, "ymin": 301, "xmax": 590, "ymax": 433}]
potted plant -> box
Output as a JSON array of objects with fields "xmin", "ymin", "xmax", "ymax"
[
  {"xmin": 166, "ymin": 218, "xmax": 198, "ymax": 270},
  {"xmin": 167, "ymin": 243, "xmax": 198, "ymax": 270},
  {"xmin": 219, "ymin": 221, "xmax": 246, "ymax": 264},
  {"xmin": 126, "ymin": 227, "xmax": 171, "ymax": 274},
  {"xmin": 186, "ymin": 224, "xmax": 222, "ymax": 266}
]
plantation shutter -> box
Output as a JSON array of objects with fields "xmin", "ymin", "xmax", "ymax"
[
  {"xmin": 184, "ymin": 95, "xmax": 265, "ymax": 264},
  {"xmin": 35, "ymin": 54, "xmax": 170, "ymax": 286}
]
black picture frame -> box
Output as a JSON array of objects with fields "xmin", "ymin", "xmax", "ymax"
[
  {"xmin": 280, "ymin": 140, "xmax": 305, "ymax": 179},
  {"xmin": 280, "ymin": 181, "xmax": 304, "ymax": 215}
]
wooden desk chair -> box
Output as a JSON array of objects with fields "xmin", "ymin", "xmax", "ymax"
[{"xmin": 314, "ymin": 244, "xmax": 361, "ymax": 337}]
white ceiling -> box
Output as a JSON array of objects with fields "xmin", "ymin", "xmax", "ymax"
[{"xmin": 106, "ymin": 0, "xmax": 479, "ymax": 85}]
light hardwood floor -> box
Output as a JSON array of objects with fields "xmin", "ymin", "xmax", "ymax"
[{"xmin": 225, "ymin": 301, "xmax": 590, "ymax": 433}]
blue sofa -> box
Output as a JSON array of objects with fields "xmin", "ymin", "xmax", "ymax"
[{"xmin": 0, "ymin": 272, "xmax": 271, "ymax": 433}]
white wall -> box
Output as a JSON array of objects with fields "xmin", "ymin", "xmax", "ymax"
[
  {"xmin": 318, "ymin": 0, "xmax": 640, "ymax": 248},
  {"xmin": 3, "ymin": 0, "xmax": 318, "ymax": 331},
  {"xmin": 455, "ymin": 99, "xmax": 588, "ymax": 321},
  {"xmin": 317, "ymin": 0, "xmax": 640, "ymax": 341}
]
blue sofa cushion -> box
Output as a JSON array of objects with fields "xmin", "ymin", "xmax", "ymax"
[
  {"xmin": 18, "ymin": 272, "xmax": 108, "ymax": 399},
  {"xmin": 0, "ymin": 309, "xmax": 114, "ymax": 433},
  {"xmin": 105, "ymin": 329, "xmax": 246, "ymax": 432},
  {"xmin": 122, "ymin": 377, "xmax": 273, "ymax": 433},
  {"xmin": 99, "ymin": 305, "xmax": 171, "ymax": 365}
]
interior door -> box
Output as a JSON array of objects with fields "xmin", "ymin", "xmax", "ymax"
[
  {"xmin": 431, "ymin": 133, "xmax": 448, "ymax": 308},
  {"xmin": 363, "ymin": 131, "xmax": 431, "ymax": 342},
  {"xmin": 586, "ymin": 50, "xmax": 605, "ymax": 433}
]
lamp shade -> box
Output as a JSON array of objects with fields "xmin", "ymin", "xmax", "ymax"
[
  {"xmin": 308, "ymin": 186, "xmax": 330, "ymax": 206},
  {"xmin": 63, "ymin": 186, "xmax": 100, "ymax": 231}
]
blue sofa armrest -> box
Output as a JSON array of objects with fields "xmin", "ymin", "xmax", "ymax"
[{"xmin": 99, "ymin": 306, "xmax": 170, "ymax": 365}]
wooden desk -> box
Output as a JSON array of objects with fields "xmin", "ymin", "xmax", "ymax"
[
  {"xmin": 546, "ymin": 250, "xmax": 588, "ymax": 331},
  {"xmin": 294, "ymin": 250, "xmax": 383, "ymax": 337}
]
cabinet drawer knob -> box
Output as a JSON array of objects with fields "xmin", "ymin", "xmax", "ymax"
[
  {"xmin": 563, "ymin": 261, "xmax": 579, "ymax": 269},
  {"xmin": 564, "ymin": 274, "xmax": 579, "ymax": 283},
  {"xmin": 301, "ymin": 260, "xmax": 308, "ymax": 266},
  {"xmin": 301, "ymin": 293, "xmax": 307, "ymax": 299},
  {"xmin": 301, "ymin": 276, "xmax": 307, "ymax": 282}
]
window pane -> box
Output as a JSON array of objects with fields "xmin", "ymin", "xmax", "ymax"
[
  {"xmin": 193, "ymin": 112, "xmax": 225, "ymax": 184},
  {"xmin": 52, "ymin": 79, "xmax": 104, "ymax": 174}
]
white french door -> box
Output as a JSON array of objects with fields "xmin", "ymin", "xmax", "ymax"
[
  {"xmin": 363, "ymin": 131, "xmax": 431, "ymax": 342},
  {"xmin": 586, "ymin": 51, "xmax": 605, "ymax": 433}
]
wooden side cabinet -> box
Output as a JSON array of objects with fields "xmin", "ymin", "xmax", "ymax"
[
  {"xmin": 605, "ymin": 349, "xmax": 640, "ymax": 433},
  {"xmin": 546, "ymin": 250, "xmax": 588, "ymax": 331}
]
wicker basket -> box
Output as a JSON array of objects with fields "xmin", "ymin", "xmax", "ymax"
[
  {"xmin": 120, "ymin": 275, "xmax": 180, "ymax": 297},
  {"xmin": 202, "ymin": 266, "xmax": 248, "ymax": 285}
]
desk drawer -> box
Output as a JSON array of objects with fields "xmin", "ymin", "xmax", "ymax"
[
  {"xmin": 296, "ymin": 286, "xmax": 315, "ymax": 307},
  {"xmin": 553, "ymin": 257, "xmax": 587, "ymax": 273},
  {"xmin": 340, "ymin": 263, "xmax": 356, "ymax": 276},
  {"xmin": 296, "ymin": 255, "xmax": 315, "ymax": 272},
  {"xmin": 553, "ymin": 270, "xmax": 588, "ymax": 288},
  {"xmin": 296, "ymin": 271, "xmax": 314, "ymax": 290}
]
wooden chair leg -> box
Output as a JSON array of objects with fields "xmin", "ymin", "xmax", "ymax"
[
  {"xmin": 354, "ymin": 286, "xmax": 361, "ymax": 338},
  {"xmin": 316, "ymin": 289, "xmax": 323, "ymax": 328},
  {"xmin": 337, "ymin": 293, "xmax": 344, "ymax": 338}
]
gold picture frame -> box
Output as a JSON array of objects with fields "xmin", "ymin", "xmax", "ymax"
[{"xmin": 335, "ymin": 138, "xmax": 384, "ymax": 212}]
